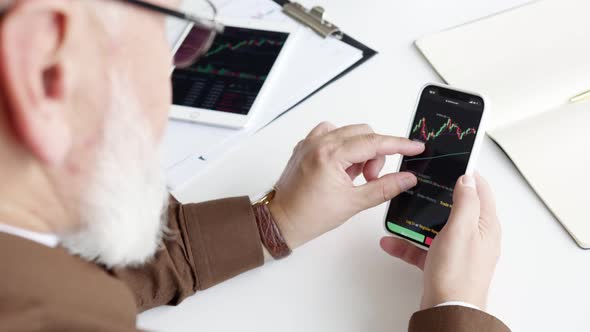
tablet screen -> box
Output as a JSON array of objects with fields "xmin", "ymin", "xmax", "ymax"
[{"xmin": 172, "ymin": 26, "xmax": 289, "ymax": 115}]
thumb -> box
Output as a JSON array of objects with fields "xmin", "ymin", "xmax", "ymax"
[
  {"xmin": 446, "ymin": 175, "xmax": 481, "ymax": 232},
  {"xmin": 356, "ymin": 172, "xmax": 417, "ymax": 209}
]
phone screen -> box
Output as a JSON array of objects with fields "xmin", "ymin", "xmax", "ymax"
[{"xmin": 385, "ymin": 85, "xmax": 485, "ymax": 247}]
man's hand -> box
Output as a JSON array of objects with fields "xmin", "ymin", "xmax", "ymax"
[
  {"xmin": 380, "ymin": 174, "xmax": 501, "ymax": 309},
  {"xmin": 269, "ymin": 122, "xmax": 425, "ymax": 249}
]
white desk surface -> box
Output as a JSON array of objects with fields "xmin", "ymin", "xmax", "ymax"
[{"xmin": 139, "ymin": 1, "xmax": 590, "ymax": 331}]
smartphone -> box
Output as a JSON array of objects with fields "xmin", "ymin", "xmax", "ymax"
[{"xmin": 383, "ymin": 83, "xmax": 489, "ymax": 250}]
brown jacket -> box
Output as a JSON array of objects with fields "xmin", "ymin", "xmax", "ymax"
[{"xmin": 0, "ymin": 197, "xmax": 510, "ymax": 332}]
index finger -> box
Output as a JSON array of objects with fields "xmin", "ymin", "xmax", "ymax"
[{"xmin": 336, "ymin": 134, "xmax": 425, "ymax": 164}]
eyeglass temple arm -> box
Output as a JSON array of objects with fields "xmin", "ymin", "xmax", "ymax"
[{"xmin": 120, "ymin": 0, "xmax": 223, "ymax": 32}]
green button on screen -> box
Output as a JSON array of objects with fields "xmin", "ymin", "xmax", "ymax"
[{"xmin": 387, "ymin": 222, "xmax": 426, "ymax": 243}]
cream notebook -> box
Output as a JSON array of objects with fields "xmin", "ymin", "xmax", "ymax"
[{"xmin": 415, "ymin": 0, "xmax": 590, "ymax": 248}]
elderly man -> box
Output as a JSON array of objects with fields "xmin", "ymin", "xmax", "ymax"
[{"xmin": 0, "ymin": 0, "xmax": 509, "ymax": 331}]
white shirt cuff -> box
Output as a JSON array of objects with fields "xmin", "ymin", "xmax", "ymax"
[{"xmin": 435, "ymin": 301, "xmax": 481, "ymax": 311}]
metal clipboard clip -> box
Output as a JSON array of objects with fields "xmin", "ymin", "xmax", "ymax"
[{"xmin": 282, "ymin": 2, "xmax": 344, "ymax": 39}]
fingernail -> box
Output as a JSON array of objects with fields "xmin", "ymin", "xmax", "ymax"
[
  {"xmin": 399, "ymin": 173, "xmax": 418, "ymax": 191},
  {"xmin": 461, "ymin": 175, "xmax": 476, "ymax": 189},
  {"xmin": 412, "ymin": 140, "xmax": 425, "ymax": 148}
]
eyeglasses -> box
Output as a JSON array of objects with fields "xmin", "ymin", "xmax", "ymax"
[
  {"xmin": 118, "ymin": 0, "xmax": 224, "ymax": 68},
  {"xmin": 0, "ymin": 0, "xmax": 221, "ymax": 68}
]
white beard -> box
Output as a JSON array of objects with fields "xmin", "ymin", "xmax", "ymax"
[{"xmin": 60, "ymin": 74, "xmax": 169, "ymax": 268}]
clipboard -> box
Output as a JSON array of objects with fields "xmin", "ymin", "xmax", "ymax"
[
  {"xmin": 266, "ymin": 0, "xmax": 378, "ymax": 125},
  {"xmin": 165, "ymin": 1, "xmax": 378, "ymax": 189}
]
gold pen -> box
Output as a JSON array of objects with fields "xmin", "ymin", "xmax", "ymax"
[{"xmin": 570, "ymin": 89, "xmax": 590, "ymax": 103}]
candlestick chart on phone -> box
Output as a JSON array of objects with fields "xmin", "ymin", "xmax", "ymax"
[{"xmin": 404, "ymin": 113, "xmax": 477, "ymax": 164}]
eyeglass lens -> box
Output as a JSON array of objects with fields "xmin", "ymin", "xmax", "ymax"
[{"xmin": 174, "ymin": 26, "xmax": 216, "ymax": 68}]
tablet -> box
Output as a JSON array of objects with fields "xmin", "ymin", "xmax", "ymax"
[{"xmin": 169, "ymin": 18, "xmax": 296, "ymax": 128}]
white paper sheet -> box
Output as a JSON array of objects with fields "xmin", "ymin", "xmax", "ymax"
[
  {"xmin": 491, "ymin": 101, "xmax": 590, "ymax": 248},
  {"xmin": 415, "ymin": 0, "xmax": 590, "ymax": 131},
  {"xmin": 213, "ymin": 0, "xmax": 288, "ymax": 22}
]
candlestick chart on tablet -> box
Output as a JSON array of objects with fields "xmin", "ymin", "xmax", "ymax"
[{"xmin": 172, "ymin": 26, "xmax": 289, "ymax": 115}]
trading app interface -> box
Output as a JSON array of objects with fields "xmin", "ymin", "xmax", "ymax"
[
  {"xmin": 172, "ymin": 26, "xmax": 288, "ymax": 115},
  {"xmin": 385, "ymin": 86, "xmax": 484, "ymax": 247}
]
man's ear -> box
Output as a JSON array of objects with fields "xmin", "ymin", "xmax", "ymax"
[{"xmin": 0, "ymin": 0, "xmax": 72, "ymax": 166}]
